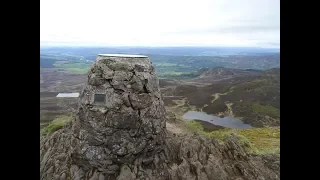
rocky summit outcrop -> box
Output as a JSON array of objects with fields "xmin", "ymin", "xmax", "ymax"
[{"xmin": 40, "ymin": 54, "xmax": 280, "ymax": 180}]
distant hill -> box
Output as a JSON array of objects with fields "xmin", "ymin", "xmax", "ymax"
[
  {"xmin": 161, "ymin": 67, "xmax": 280, "ymax": 127},
  {"xmin": 40, "ymin": 46, "xmax": 280, "ymax": 57}
]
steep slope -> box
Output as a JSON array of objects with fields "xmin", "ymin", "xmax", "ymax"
[
  {"xmin": 41, "ymin": 128, "xmax": 279, "ymax": 180},
  {"xmin": 40, "ymin": 54, "xmax": 279, "ymax": 180}
]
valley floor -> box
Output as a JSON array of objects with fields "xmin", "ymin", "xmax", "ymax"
[{"xmin": 41, "ymin": 67, "xmax": 280, "ymax": 155}]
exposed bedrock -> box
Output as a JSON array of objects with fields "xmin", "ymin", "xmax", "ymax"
[{"xmin": 40, "ymin": 54, "xmax": 280, "ymax": 180}]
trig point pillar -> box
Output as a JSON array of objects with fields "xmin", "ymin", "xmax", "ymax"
[{"xmin": 70, "ymin": 54, "xmax": 167, "ymax": 173}]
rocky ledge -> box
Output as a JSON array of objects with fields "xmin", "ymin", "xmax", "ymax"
[{"xmin": 40, "ymin": 54, "xmax": 280, "ymax": 180}]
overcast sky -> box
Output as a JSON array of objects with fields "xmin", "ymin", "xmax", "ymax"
[{"xmin": 40, "ymin": 0, "xmax": 280, "ymax": 48}]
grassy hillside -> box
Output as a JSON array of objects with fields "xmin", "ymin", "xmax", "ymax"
[
  {"xmin": 185, "ymin": 120, "xmax": 280, "ymax": 154},
  {"xmin": 170, "ymin": 68, "xmax": 280, "ymax": 127}
]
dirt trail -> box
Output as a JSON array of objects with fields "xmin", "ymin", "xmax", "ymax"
[
  {"xmin": 211, "ymin": 86, "xmax": 235, "ymax": 103},
  {"xmin": 226, "ymin": 102, "xmax": 234, "ymax": 117},
  {"xmin": 206, "ymin": 86, "xmax": 237, "ymax": 117}
]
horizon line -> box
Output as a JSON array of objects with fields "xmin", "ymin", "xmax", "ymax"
[{"xmin": 40, "ymin": 44, "xmax": 280, "ymax": 50}]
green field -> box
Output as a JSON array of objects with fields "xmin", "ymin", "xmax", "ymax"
[
  {"xmin": 53, "ymin": 62, "xmax": 90, "ymax": 74},
  {"xmin": 154, "ymin": 62, "xmax": 178, "ymax": 67},
  {"xmin": 185, "ymin": 120, "xmax": 280, "ymax": 154}
]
